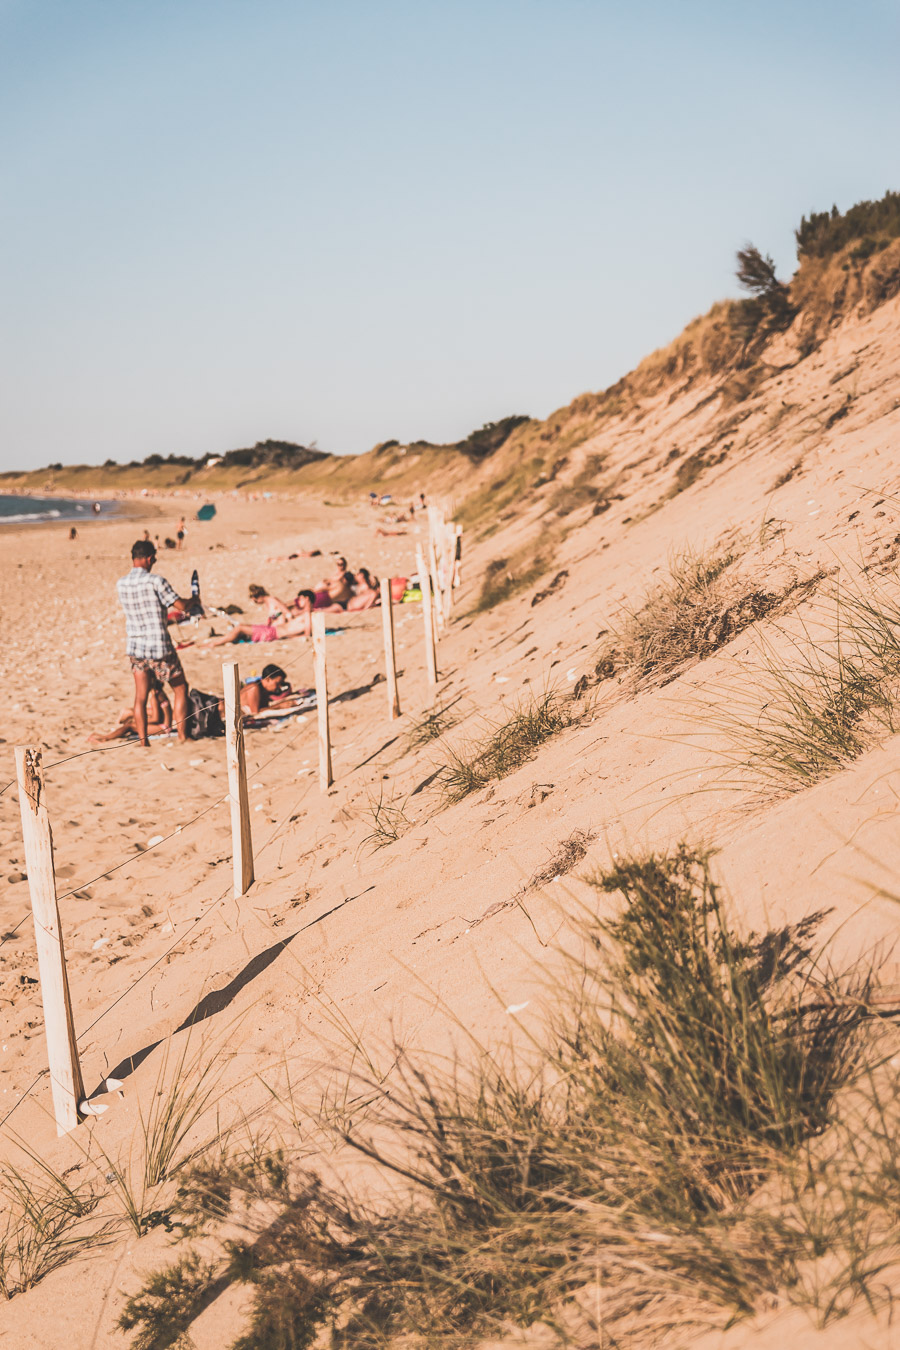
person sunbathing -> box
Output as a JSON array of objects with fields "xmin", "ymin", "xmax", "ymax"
[
  {"xmin": 89, "ymin": 683, "xmax": 173, "ymax": 742},
  {"xmin": 308, "ymin": 581, "xmax": 347, "ymax": 613},
  {"xmin": 346, "ymin": 567, "xmax": 381, "ymax": 611},
  {"xmin": 199, "ymin": 606, "xmax": 314, "ymax": 646},
  {"xmin": 265, "ymin": 547, "xmax": 322, "ymax": 561},
  {"xmin": 248, "ymin": 583, "xmax": 294, "ymax": 623},
  {"xmin": 315, "ymin": 556, "xmax": 355, "ymax": 607},
  {"xmin": 240, "ymin": 664, "xmax": 291, "ymax": 716}
]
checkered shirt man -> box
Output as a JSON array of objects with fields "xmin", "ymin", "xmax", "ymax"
[{"xmin": 117, "ymin": 567, "xmax": 179, "ymax": 659}]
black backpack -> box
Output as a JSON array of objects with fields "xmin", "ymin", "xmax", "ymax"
[{"xmin": 187, "ymin": 689, "xmax": 224, "ymax": 739}]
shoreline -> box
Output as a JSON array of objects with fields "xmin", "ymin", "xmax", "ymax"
[{"xmin": 0, "ymin": 495, "xmax": 162, "ymax": 533}]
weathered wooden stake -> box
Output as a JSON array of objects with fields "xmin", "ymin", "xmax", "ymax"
[
  {"xmin": 446, "ymin": 521, "xmax": 459, "ymax": 609},
  {"xmin": 15, "ymin": 747, "xmax": 85, "ymax": 1135},
  {"xmin": 380, "ymin": 576, "xmax": 401, "ymax": 719},
  {"xmin": 312, "ymin": 611, "xmax": 334, "ymax": 790},
  {"xmin": 223, "ymin": 662, "xmax": 255, "ymax": 897},
  {"xmin": 427, "ymin": 534, "xmax": 444, "ymax": 632},
  {"xmin": 416, "ymin": 544, "xmax": 438, "ymax": 686}
]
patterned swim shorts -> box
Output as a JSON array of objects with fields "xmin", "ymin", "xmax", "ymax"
[
  {"xmin": 251, "ymin": 624, "xmax": 278, "ymax": 643},
  {"xmin": 129, "ymin": 652, "xmax": 187, "ymax": 687}
]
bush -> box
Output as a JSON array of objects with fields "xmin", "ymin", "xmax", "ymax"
[
  {"xmin": 796, "ymin": 189, "xmax": 900, "ymax": 260},
  {"xmin": 454, "ymin": 415, "xmax": 532, "ymax": 463},
  {"xmin": 734, "ymin": 245, "xmax": 796, "ymax": 346}
]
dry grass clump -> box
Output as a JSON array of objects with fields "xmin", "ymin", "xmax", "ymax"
[
  {"xmin": 701, "ymin": 579, "xmax": 900, "ymax": 792},
  {"xmin": 0, "ymin": 1034, "xmax": 224, "ymax": 1307},
  {"xmin": 403, "ymin": 698, "xmax": 462, "ymax": 751},
  {"xmin": 0, "ymin": 1159, "xmax": 102, "ymax": 1298},
  {"xmin": 550, "ymin": 452, "xmax": 610, "ymax": 516},
  {"xmin": 528, "ymin": 827, "xmax": 595, "ymax": 888},
  {"xmin": 87, "ymin": 1035, "xmax": 225, "ymax": 1236},
  {"xmin": 118, "ymin": 845, "xmax": 879, "ymax": 1350},
  {"xmin": 440, "ymin": 687, "xmax": 578, "ymax": 803},
  {"xmin": 359, "ymin": 785, "xmax": 413, "ymax": 853},
  {"xmin": 597, "ymin": 545, "xmax": 781, "ymax": 686},
  {"xmin": 473, "ymin": 548, "xmax": 552, "ymax": 612}
]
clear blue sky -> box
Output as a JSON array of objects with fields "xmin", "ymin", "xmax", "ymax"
[{"xmin": 1, "ymin": 0, "xmax": 897, "ymax": 468}]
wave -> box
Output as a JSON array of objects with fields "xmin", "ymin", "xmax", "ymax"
[{"xmin": 0, "ymin": 508, "xmax": 64, "ymax": 523}]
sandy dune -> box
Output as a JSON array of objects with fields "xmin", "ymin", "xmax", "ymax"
[{"xmin": 2, "ymin": 289, "xmax": 900, "ymax": 1346}]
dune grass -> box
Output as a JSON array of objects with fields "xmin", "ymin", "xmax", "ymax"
[
  {"xmin": 117, "ymin": 844, "xmax": 882, "ymax": 1350},
  {"xmin": 403, "ymin": 698, "xmax": 463, "ymax": 752},
  {"xmin": 0, "ymin": 1157, "xmax": 102, "ymax": 1298},
  {"xmin": 440, "ymin": 686, "xmax": 578, "ymax": 803},
  {"xmin": 472, "ymin": 548, "xmax": 552, "ymax": 612},
  {"xmin": 699, "ymin": 578, "xmax": 900, "ymax": 792},
  {"xmin": 85, "ymin": 1034, "xmax": 225, "ymax": 1237},
  {"xmin": 359, "ymin": 784, "xmax": 413, "ymax": 853},
  {"xmin": 596, "ymin": 544, "xmax": 785, "ymax": 687}
]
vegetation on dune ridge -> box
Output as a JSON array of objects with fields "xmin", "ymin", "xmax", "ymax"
[
  {"xmin": 5, "ymin": 188, "xmax": 898, "ymax": 514},
  {"xmin": 113, "ymin": 843, "xmax": 897, "ymax": 1350},
  {"xmin": 796, "ymin": 189, "xmax": 900, "ymax": 260}
]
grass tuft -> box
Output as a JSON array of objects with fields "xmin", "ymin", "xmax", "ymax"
[
  {"xmin": 359, "ymin": 785, "xmax": 413, "ymax": 853},
  {"xmin": 118, "ymin": 845, "xmax": 878, "ymax": 1350},
  {"xmin": 404, "ymin": 698, "xmax": 463, "ymax": 752},
  {"xmin": 699, "ymin": 578, "xmax": 900, "ymax": 791},
  {"xmin": 440, "ymin": 687, "xmax": 578, "ymax": 803},
  {"xmin": 473, "ymin": 550, "xmax": 550, "ymax": 612},
  {"xmin": 90, "ymin": 1033, "xmax": 225, "ymax": 1236},
  {"xmin": 0, "ymin": 1160, "xmax": 101, "ymax": 1298},
  {"xmin": 596, "ymin": 544, "xmax": 785, "ymax": 686}
]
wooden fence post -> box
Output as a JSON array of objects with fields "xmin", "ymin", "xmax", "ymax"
[
  {"xmin": 416, "ymin": 544, "xmax": 438, "ymax": 686},
  {"xmin": 223, "ymin": 662, "xmax": 255, "ymax": 898},
  {"xmin": 15, "ymin": 747, "xmax": 85, "ymax": 1135},
  {"xmin": 312, "ymin": 611, "xmax": 334, "ymax": 790},
  {"xmin": 380, "ymin": 576, "xmax": 401, "ymax": 719},
  {"xmin": 446, "ymin": 522, "xmax": 458, "ymax": 611},
  {"xmin": 427, "ymin": 534, "xmax": 444, "ymax": 632}
]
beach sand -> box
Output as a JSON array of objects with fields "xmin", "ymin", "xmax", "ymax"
[{"xmin": 2, "ymin": 293, "xmax": 900, "ymax": 1346}]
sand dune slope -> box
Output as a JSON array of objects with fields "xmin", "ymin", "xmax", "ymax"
[{"xmin": 2, "ymin": 292, "xmax": 900, "ymax": 1347}]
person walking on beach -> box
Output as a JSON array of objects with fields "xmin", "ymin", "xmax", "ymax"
[{"xmin": 117, "ymin": 539, "xmax": 192, "ymax": 746}]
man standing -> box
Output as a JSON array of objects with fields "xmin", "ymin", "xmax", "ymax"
[{"xmin": 117, "ymin": 539, "xmax": 192, "ymax": 746}]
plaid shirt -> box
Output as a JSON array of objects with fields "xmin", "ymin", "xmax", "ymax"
[{"xmin": 117, "ymin": 568, "xmax": 179, "ymax": 659}]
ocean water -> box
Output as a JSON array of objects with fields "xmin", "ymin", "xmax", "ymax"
[{"xmin": 0, "ymin": 494, "xmax": 117, "ymax": 525}]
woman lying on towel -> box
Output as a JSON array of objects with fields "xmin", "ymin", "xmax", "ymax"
[{"xmin": 200, "ymin": 594, "xmax": 316, "ymax": 645}]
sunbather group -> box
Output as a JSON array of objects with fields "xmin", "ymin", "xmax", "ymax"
[
  {"xmin": 89, "ymin": 664, "xmax": 297, "ymax": 743},
  {"xmin": 201, "ymin": 559, "xmax": 381, "ymax": 648}
]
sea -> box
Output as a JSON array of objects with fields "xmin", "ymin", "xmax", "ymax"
[{"xmin": 0, "ymin": 494, "xmax": 118, "ymax": 525}]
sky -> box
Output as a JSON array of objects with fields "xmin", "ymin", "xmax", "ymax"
[{"xmin": 1, "ymin": 0, "xmax": 898, "ymax": 469}]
